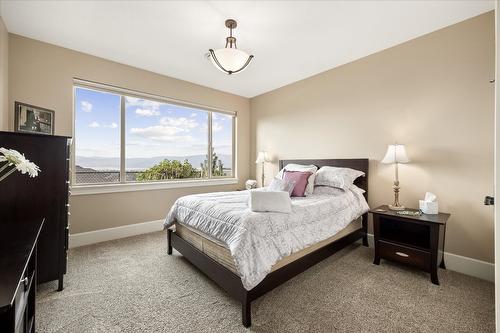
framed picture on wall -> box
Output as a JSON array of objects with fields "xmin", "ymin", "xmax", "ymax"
[{"xmin": 14, "ymin": 101, "xmax": 55, "ymax": 135}]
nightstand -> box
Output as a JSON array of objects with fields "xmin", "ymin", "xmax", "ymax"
[{"xmin": 370, "ymin": 205, "xmax": 450, "ymax": 285}]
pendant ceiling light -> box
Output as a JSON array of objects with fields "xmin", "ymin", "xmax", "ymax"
[{"xmin": 207, "ymin": 19, "xmax": 254, "ymax": 75}]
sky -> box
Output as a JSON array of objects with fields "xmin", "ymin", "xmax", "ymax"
[{"xmin": 74, "ymin": 87, "xmax": 233, "ymax": 169}]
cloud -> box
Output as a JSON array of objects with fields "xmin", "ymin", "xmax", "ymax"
[
  {"xmin": 215, "ymin": 113, "xmax": 232, "ymax": 122},
  {"xmin": 81, "ymin": 101, "xmax": 93, "ymax": 112},
  {"xmin": 89, "ymin": 121, "xmax": 100, "ymax": 128},
  {"xmin": 199, "ymin": 122, "xmax": 222, "ymax": 133},
  {"xmin": 160, "ymin": 116, "xmax": 199, "ymax": 129},
  {"xmin": 135, "ymin": 108, "xmax": 160, "ymax": 117},
  {"xmin": 126, "ymin": 140, "xmax": 160, "ymax": 147},
  {"xmin": 126, "ymin": 97, "xmax": 161, "ymax": 111},
  {"xmin": 212, "ymin": 122, "xmax": 223, "ymax": 132},
  {"xmin": 104, "ymin": 122, "xmax": 118, "ymax": 129},
  {"xmin": 130, "ymin": 125, "xmax": 193, "ymax": 142},
  {"xmin": 129, "ymin": 115, "xmax": 201, "ymax": 142},
  {"xmin": 190, "ymin": 112, "xmax": 198, "ymax": 118}
]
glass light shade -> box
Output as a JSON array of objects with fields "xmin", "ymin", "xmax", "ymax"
[
  {"xmin": 209, "ymin": 48, "xmax": 253, "ymax": 74},
  {"xmin": 381, "ymin": 144, "xmax": 410, "ymax": 164},
  {"xmin": 255, "ymin": 151, "xmax": 269, "ymax": 164}
]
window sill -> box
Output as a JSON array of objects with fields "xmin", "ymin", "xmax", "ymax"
[{"xmin": 70, "ymin": 178, "xmax": 239, "ymax": 196}]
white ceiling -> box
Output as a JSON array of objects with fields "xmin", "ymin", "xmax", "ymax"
[{"xmin": 0, "ymin": 1, "xmax": 494, "ymax": 98}]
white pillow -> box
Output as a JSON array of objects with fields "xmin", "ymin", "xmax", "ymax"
[
  {"xmin": 313, "ymin": 186, "xmax": 345, "ymax": 196},
  {"xmin": 314, "ymin": 166, "xmax": 365, "ymax": 190},
  {"xmin": 267, "ymin": 177, "xmax": 296, "ymax": 196},
  {"xmin": 249, "ymin": 191, "xmax": 292, "ymax": 213},
  {"xmin": 313, "ymin": 184, "xmax": 366, "ymax": 195},
  {"xmin": 277, "ymin": 164, "xmax": 318, "ymax": 196}
]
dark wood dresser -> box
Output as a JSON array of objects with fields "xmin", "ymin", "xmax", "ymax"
[
  {"xmin": 0, "ymin": 131, "xmax": 71, "ymax": 290},
  {"xmin": 0, "ymin": 219, "xmax": 44, "ymax": 333}
]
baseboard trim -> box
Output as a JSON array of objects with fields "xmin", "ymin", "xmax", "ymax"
[
  {"xmin": 69, "ymin": 219, "xmax": 164, "ymax": 248},
  {"xmin": 363, "ymin": 234, "xmax": 494, "ymax": 282},
  {"xmin": 442, "ymin": 251, "xmax": 494, "ymax": 282},
  {"xmin": 70, "ymin": 224, "xmax": 494, "ymax": 282}
]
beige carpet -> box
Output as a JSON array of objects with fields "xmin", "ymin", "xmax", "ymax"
[{"xmin": 36, "ymin": 231, "xmax": 494, "ymax": 332}]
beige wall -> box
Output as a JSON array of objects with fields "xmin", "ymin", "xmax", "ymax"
[
  {"xmin": 250, "ymin": 12, "xmax": 495, "ymax": 262},
  {"xmin": 8, "ymin": 34, "xmax": 250, "ymax": 234},
  {"xmin": 6, "ymin": 12, "xmax": 495, "ymax": 263},
  {"xmin": 0, "ymin": 16, "xmax": 8, "ymax": 130},
  {"xmin": 494, "ymin": 0, "xmax": 499, "ymax": 321}
]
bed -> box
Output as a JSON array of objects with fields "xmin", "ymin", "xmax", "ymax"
[{"xmin": 165, "ymin": 159, "xmax": 369, "ymax": 327}]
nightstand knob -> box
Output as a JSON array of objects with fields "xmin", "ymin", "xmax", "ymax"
[{"xmin": 395, "ymin": 252, "xmax": 409, "ymax": 258}]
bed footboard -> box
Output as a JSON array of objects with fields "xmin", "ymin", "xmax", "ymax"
[
  {"xmin": 167, "ymin": 225, "xmax": 365, "ymax": 327},
  {"xmin": 167, "ymin": 228, "xmax": 173, "ymax": 255}
]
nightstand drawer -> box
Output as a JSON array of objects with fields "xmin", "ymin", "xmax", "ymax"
[{"xmin": 379, "ymin": 240, "xmax": 430, "ymax": 271}]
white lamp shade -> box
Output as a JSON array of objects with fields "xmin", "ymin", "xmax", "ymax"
[
  {"xmin": 255, "ymin": 151, "xmax": 269, "ymax": 163},
  {"xmin": 209, "ymin": 48, "xmax": 252, "ymax": 73},
  {"xmin": 381, "ymin": 144, "xmax": 410, "ymax": 164}
]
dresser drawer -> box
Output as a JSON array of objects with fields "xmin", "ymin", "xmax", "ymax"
[{"xmin": 378, "ymin": 240, "xmax": 430, "ymax": 271}]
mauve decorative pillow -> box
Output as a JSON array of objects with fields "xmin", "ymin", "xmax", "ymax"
[
  {"xmin": 267, "ymin": 177, "xmax": 296, "ymax": 196},
  {"xmin": 277, "ymin": 164, "xmax": 318, "ymax": 196},
  {"xmin": 283, "ymin": 171, "xmax": 313, "ymax": 197}
]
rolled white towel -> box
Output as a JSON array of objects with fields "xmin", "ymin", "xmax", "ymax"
[{"xmin": 249, "ymin": 190, "xmax": 292, "ymax": 213}]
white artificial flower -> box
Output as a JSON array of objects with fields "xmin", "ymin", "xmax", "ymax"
[
  {"xmin": 0, "ymin": 147, "xmax": 25, "ymax": 165},
  {"xmin": 15, "ymin": 159, "xmax": 40, "ymax": 177},
  {"xmin": 27, "ymin": 161, "xmax": 40, "ymax": 177},
  {"xmin": 0, "ymin": 147, "xmax": 40, "ymax": 180},
  {"xmin": 0, "ymin": 147, "xmax": 10, "ymax": 163}
]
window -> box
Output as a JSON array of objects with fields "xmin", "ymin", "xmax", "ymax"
[
  {"xmin": 211, "ymin": 112, "xmax": 234, "ymax": 177},
  {"xmin": 73, "ymin": 82, "xmax": 235, "ymax": 186},
  {"xmin": 74, "ymin": 87, "xmax": 121, "ymax": 184}
]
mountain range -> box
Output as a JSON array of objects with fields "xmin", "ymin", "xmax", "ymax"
[{"xmin": 76, "ymin": 154, "xmax": 232, "ymax": 170}]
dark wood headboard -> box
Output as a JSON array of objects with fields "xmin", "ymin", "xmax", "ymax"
[{"xmin": 279, "ymin": 159, "xmax": 369, "ymax": 200}]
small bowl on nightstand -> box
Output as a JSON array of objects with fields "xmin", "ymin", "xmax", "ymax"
[{"xmin": 245, "ymin": 179, "xmax": 258, "ymax": 190}]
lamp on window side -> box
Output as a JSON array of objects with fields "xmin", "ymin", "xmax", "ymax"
[
  {"xmin": 381, "ymin": 144, "xmax": 410, "ymax": 210},
  {"xmin": 207, "ymin": 19, "xmax": 254, "ymax": 75},
  {"xmin": 255, "ymin": 151, "xmax": 269, "ymax": 187}
]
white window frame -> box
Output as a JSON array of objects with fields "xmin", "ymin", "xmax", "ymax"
[{"xmin": 71, "ymin": 79, "xmax": 237, "ymax": 195}]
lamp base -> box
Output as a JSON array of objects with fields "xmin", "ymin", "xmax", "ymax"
[
  {"xmin": 388, "ymin": 204, "xmax": 405, "ymax": 211},
  {"xmin": 389, "ymin": 179, "xmax": 404, "ymax": 211}
]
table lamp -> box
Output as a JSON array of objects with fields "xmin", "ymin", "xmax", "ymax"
[
  {"xmin": 255, "ymin": 151, "xmax": 269, "ymax": 187},
  {"xmin": 381, "ymin": 144, "xmax": 410, "ymax": 210}
]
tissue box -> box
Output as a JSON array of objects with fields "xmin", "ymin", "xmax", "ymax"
[{"xmin": 419, "ymin": 200, "xmax": 438, "ymax": 214}]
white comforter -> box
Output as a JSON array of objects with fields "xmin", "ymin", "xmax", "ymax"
[{"xmin": 164, "ymin": 187, "xmax": 369, "ymax": 290}]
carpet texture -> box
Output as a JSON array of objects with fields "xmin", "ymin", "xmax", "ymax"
[{"xmin": 37, "ymin": 232, "xmax": 494, "ymax": 332}]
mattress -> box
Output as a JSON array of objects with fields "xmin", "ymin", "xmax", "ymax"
[
  {"xmin": 165, "ymin": 187, "xmax": 369, "ymax": 289},
  {"xmin": 174, "ymin": 218, "xmax": 362, "ymax": 274}
]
